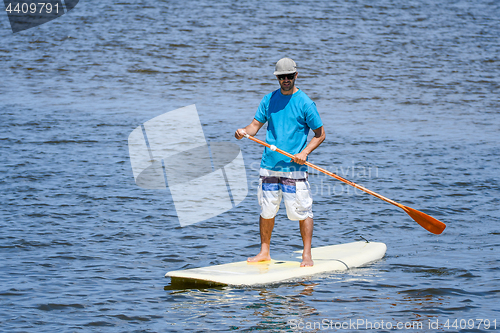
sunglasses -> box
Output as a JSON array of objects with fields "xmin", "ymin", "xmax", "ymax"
[{"xmin": 277, "ymin": 73, "xmax": 296, "ymax": 80}]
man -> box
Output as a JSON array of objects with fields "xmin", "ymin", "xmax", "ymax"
[{"xmin": 235, "ymin": 57, "xmax": 325, "ymax": 267}]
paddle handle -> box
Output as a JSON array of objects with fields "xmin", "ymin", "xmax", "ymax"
[{"xmin": 244, "ymin": 134, "xmax": 404, "ymax": 209}]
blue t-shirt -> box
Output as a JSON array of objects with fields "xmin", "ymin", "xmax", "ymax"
[{"xmin": 254, "ymin": 88, "xmax": 323, "ymax": 172}]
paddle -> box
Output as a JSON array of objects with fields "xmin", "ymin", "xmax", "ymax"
[{"xmin": 244, "ymin": 134, "xmax": 446, "ymax": 235}]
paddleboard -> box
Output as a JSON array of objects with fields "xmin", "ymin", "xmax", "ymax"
[{"xmin": 166, "ymin": 241, "xmax": 386, "ymax": 287}]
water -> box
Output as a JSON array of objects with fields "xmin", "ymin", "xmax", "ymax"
[{"xmin": 1, "ymin": 0, "xmax": 499, "ymax": 332}]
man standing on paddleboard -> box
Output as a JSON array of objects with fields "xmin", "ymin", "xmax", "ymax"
[{"xmin": 235, "ymin": 58, "xmax": 325, "ymax": 267}]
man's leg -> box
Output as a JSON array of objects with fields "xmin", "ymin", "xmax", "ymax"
[
  {"xmin": 299, "ymin": 217, "xmax": 314, "ymax": 267},
  {"xmin": 247, "ymin": 216, "xmax": 275, "ymax": 262}
]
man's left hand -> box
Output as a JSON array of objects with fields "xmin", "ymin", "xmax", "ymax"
[{"xmin": 292, "ymin": 151, "xmax": 308, "ymax": 165}]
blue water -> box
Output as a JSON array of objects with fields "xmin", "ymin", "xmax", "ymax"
[{"xmin": 1, "ymin": 0, "xmax": 499, "ymax": 332}]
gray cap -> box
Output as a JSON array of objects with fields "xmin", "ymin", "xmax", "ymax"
[{"xmin": 273, "ymin": 57, "xmax": 297, "ymax": 75}]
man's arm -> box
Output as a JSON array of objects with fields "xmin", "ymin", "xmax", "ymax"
[
  {"xmin": 235, "ymin": 119, "xmax": 265, "ymax": 140},
  {"xmin": 292, "ymin": 126, "xmax": 326, "ymax": 165}
]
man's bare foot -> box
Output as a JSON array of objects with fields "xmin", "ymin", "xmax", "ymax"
[
  {"xmin": 300, "ymin": 253, "xmax": 314, "ymax": 267},
  {"xmin": 247, "ymin": 252, "xmax": 271, "ymax": 262}
]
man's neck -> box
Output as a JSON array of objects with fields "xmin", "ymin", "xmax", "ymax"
[{"xmin": 281, "ymin": 87, "xmax": 299, "ymax": 95}]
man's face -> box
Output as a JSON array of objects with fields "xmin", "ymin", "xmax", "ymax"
[{"xmin": 277, "ymin": 72, "xmax": 297, "ymax": 91}]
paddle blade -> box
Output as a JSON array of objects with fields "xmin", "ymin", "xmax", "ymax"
[{"xmin": 403, "ymin": 206, "xmax": 446, "ymax": 235}]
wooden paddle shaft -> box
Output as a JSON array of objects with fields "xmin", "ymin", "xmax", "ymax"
[{"xmin": 244, "ymin": 134, "xmax": 403, "ymax": 209}]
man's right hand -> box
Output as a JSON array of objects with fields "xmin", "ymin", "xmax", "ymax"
[
  {"xmin": 235, "ymin": 119, "xmax": 265, "ymax": 140},
  {"xmin": 234, "ymin": 128, "xmax": 247, "ymax": 140}
]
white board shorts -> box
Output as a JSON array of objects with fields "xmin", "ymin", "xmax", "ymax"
[{"xmin": 257, "ymin": 168, "xmax": 313, "ymax": 221}]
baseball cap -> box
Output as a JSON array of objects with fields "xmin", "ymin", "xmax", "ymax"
[{"xmin": 273, "ymin": 58, "xmax": 297, "ymax": 75}]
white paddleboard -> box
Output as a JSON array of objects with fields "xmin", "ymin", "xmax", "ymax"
[{"xmin": 166, "ymin": 241, "xmax": 387, "ymax": 287}]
